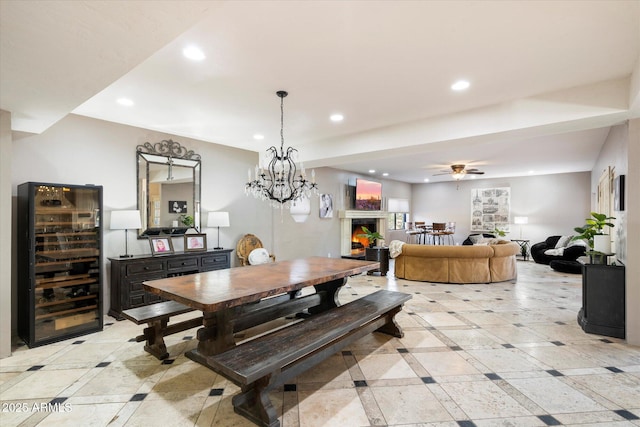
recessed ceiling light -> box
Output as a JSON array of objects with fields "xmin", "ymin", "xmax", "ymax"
[
  {"xmin": 470, "ymin": 175, "xmax": 476, "ymax": 179},
  {"xmin": 424, "ymin": 178, "xmax": 430, "ymax": 182},
  {"xmin": 451, "ymin": 80, "xmax": 470, "ymax": 91},
  {"xmin": 382, "ymin": 172, "xmax": 389, "ymax": 177},
  {"xmin": 330, "ymin": 114, "xmax": 344, "ymax": 122},
  {"xmin": 253, "ymin": 134, "xmax": 264, "ymax": 140},
  {"xmin": 528, "ymin": 170, "xmax": 534, "ymax": 174},
  {"xmin": 117, "ymin": 98, "xmax": 134, "ymax": 106},
  {"xmin": 369, "ymin": 169, "xmax": 376, "ymax": 174},
  {"xmin": 183, "ymin": 46, "xmax": 205, "ymax": 61}
]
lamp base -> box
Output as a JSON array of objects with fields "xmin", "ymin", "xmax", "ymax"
[{"xmin": 119, "ymin": 254, "xmax": 134, "ymax": 258}]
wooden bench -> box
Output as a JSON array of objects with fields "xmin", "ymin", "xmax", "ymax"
[
  {"xmin": 206, "ymin": 289, "xmax": 412, "ymax": 427},
  {"xmin": 122, "ymin": 300, "xmax": 202, "ymax": 360}
]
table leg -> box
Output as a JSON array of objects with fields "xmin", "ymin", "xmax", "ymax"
[
  {"xmin": 187, "ymin": 308, "xmax": 236, "ymax": 363},
  {"xmin": 308, "ymin": 278, "xmax": 346, "ymax": 314}
]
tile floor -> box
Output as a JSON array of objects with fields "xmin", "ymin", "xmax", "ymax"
[{"xmin": 1, "ymin": 261, "xmax": 640, "ymax": 427}]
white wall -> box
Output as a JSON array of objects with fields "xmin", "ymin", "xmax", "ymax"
[{"xmin": 411, "ymin": 172, "xmax": 591, "ymax": 246}]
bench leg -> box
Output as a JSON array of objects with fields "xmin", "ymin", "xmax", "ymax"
[
  {"xmin": 232, "ymin": 374, "xmax": 280, "ymax": 427},
  {"xmin": 143, "ymin": 319, "xmax": 169, "ymax": 360},
  {"xmin": 375, "ymin": 306, "xmax": 405, "ymax": 338}
]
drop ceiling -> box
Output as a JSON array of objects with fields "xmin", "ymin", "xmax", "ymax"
[{"xmin": 1, "ymin": 0, "xmax": 639, "ymax": 183}]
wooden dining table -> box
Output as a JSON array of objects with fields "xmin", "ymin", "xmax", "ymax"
[{"xmin": 142, "ymin": 256, "xmax": 379, "ymax": 367}]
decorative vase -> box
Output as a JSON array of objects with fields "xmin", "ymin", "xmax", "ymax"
[{"xmin": 593, "ymin": 234, "xmax": 611, "ymax": 254}]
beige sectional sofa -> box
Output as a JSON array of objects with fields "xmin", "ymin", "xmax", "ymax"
[{"xmin": 393, "ymin": 241, "xmax": 519, "ymax": 284}]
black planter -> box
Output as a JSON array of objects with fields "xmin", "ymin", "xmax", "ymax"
[
  {"xmin": 577, "ymin": 264, "xmax": 625, "ymax": 339},
  {"xmin": 365, "ymin": 247, "xmax": 389, "ymax": 276}
]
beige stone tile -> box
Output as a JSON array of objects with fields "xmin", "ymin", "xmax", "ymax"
[
  {"xmin": 356, "ymin": 353, "xmax": 418, "ymax": 380},
  {"xmin": 507, "ymin": 376, "xmax": 606, "ymax": 413},
  {"xmin": 0, "ymin": 369, "xmax": 88, "ymax": 400},
  {"xmin": 412, "ymin": 351, "xmax": 481, "ymax": 377},
  {"xmin": 297, "ymin": 388, "xmax": 369, "ymax": 427},
  {"xmin": 372, "ymin": 384, "xmax": 453, "ymax": 424},
  {"xmin": 440, "ymin": 380, "xmax": 532, "ymax": 419}
]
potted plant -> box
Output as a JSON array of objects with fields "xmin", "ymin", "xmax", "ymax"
[
  {"xmin": 573, "ymin": 211, "xmax": 615, "ymax": 263},
  {"xmin": 179, "ymin": 214, "xmax": 194, "ymax": 228},
  {"xmin": 493, "ymin": 226, "xmax": 507, "ymax": 237},
  {"xmin": 357, "ymin": 226, "xmax": 384, "ymax": 248}
]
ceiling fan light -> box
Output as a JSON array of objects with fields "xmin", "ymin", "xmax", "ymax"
[{"xmin": 452, "ymin": 172, "xmax": 465, "ymax": 180}]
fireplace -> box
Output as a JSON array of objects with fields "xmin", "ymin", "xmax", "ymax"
[{"xmin": 339, "ymin": 210, "xmax": 388, "ymax": 257}]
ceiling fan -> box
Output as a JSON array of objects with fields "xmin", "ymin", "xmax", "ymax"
[{"xmin": 434, "ymin": 164, "xmax": 485, "ymax": 180}]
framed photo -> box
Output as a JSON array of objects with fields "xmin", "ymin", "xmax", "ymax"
[
  {"xmin": 184, "ymin": 234, "xmax": 207, "ymax": 252},
  {"xmin": 169, "ymin": 200, "xmax": 187, "ymax": 214},
  {"xmin": 149, "ymin": 236, "xmax": 174, "ymax": 255},
  {"xmin": 614, "ymin": 174, "xmax": 625, "ymax": 211},
  {"xmin": 319, "ymin": 193, "xmax": 333, "ymax": 218}
]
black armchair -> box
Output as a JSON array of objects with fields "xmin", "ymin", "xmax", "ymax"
[
  {"xmin": 531, "ymin": 235, "xmax": 586, "ymax": 265},
  {"xmin": 462, "ymin": 233, "xmax": 496, "ymax": 245}
]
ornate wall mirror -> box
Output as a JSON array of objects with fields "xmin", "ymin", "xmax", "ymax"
[{"xmin": 136, "ymin": 139, "xmax": 201, "ymax": 237}]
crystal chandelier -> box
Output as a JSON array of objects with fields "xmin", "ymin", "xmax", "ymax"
[{"xmin": 245, "ymin": 91, "xmax": 319, "ymax": 207}]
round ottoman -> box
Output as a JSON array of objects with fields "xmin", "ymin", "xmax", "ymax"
[{"xmin": 550, "ymin": 260, "xmax": 583, "ymax": 274}]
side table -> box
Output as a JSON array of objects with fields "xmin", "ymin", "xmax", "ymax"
[
  {"xmin": 511, "ymin": 239, "xmax": 530, "ymax": 261},
  {"xmin": 365, "ymin": 247, "xmax": 389, "ymax": 276}
]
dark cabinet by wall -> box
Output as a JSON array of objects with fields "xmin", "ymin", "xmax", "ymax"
[
  {"xmin": 108, "ymin": 249, "xmax": 232, "ymax": 319},
  {"xmin": 17, "ymin": 182, "xmax": 103, "ymax": 347},
  {"xmin": 578, "ymin": 264, "xmax": 625, "ymax": 339}
]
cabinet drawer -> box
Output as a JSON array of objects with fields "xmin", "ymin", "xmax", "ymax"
[
  {"xmin": 201, "ymin": 254, "xmax": 229, "ymax": 270},
  {"xmin": 126, "ymin": 261, "xmax": 164, "ymax": 276},
  {"xmin": 167, "ymin": 257, "xmax": 198, "ymax": 271}
]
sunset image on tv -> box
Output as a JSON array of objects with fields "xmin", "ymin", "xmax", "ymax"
[{"xmin": 355, "ymin": 179, "xmax": 382, "ymax": 210}]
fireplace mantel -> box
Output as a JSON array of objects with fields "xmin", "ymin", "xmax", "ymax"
[
  {"xmin": 339, "ymin": 210, "xmax": 388, "ymax": 256},
  {"xmin": 339, "ymin": 210, "xmax": 389, "ymax": 219}
]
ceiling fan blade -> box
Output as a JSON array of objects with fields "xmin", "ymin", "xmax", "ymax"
[
  {"xmin": 466, "ymin": 168, "xmax": 480, "ymax": 172},
  {"xmin": 433, "ymin": 172, "xmax": 451, "ymax": 176},
  {"xmin": 466, "ymin": 171, "xmax": 485, "ymax": 174}
]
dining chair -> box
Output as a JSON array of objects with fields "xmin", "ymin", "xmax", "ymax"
[{"xmin": 428, "ymin": 222, "xmax": 448, "ymax": 245}]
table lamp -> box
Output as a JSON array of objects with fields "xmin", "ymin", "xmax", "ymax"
[
  {"xmin": 208, "ymin": 211, "xmax": 230, "ymax": 249},
  {"xmin": 514, "ymin": 216, "xmax": 528, "ymax": 239},
  {"xmin": 110, "ymin": 210, "xmax": 142, "ymax": 257}
]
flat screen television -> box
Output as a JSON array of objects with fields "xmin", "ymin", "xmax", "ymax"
[{"xmin": 355, "ymin": 178, "xmax": 382, "ymax": 210}]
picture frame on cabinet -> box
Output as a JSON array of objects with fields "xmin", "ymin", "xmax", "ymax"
[
  {"xmin": 149, "ymin": 237, "xmax": 174, "ymax": 255},
  {"xmin": 184, "ymin": 234, "xmax": 207, "ymax": 252}
]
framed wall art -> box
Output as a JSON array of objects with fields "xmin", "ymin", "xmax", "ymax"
[
  {"xmin": 614, "ymin": 174, "xmax": 625, "ymax": 211},
  {"xmin": 169, "ymin": 200, "xmax": 187, "ymax": 214},
  {"xmin": 471, "ymin": 187, "xmax": 511, "ymax": 233}
]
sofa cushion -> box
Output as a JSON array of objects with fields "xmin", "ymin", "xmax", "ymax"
[{"xmin": 555, "ymin": 235, "xmax": 573, "ymax": 249}]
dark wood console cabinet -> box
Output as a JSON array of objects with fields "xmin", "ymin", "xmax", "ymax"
[
  {"xmin": 578, "ymin": 263, "xmax": 625, "ymax": 339},
  {"xmin": 108, "ymin": 249, "xmax": 232, "ymax": 319}
]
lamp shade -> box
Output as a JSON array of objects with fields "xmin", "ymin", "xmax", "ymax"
[
  {"xmin": 290, "ymin": 196, "xmax": 311, "ymax": 223},
  {"xmin": 514, "ymin": 216, "xmax": 529, "ymax": 225},
  {"xmin": 110, "ymin": 210, "xmax": 142, "ymax": 230},
  {"xmin": 207, "ymin": 211, "xmax": 230, "ymax": 227}
]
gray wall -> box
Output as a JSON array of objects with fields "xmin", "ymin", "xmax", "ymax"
[
  {"xmin": 1, "ymin": 110, "xmax": 12, "ymax": 358},
  {"xmin": 411, "ymin": 172, "xmax": 591, "ymax": 246}
]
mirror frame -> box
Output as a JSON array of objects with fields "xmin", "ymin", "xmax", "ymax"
[{"xmin": 136, "ymin": 139, "xmax": 201, "ymax": 238}]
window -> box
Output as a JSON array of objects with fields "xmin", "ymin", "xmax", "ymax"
[{"xmin": 387, "ymin": 198, "xmax": 409, "ymax": 230}]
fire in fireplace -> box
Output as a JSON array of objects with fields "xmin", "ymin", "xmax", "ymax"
[{"xmin": 351, "ymin": 219, "xmax": 377, "ymax": 254}]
